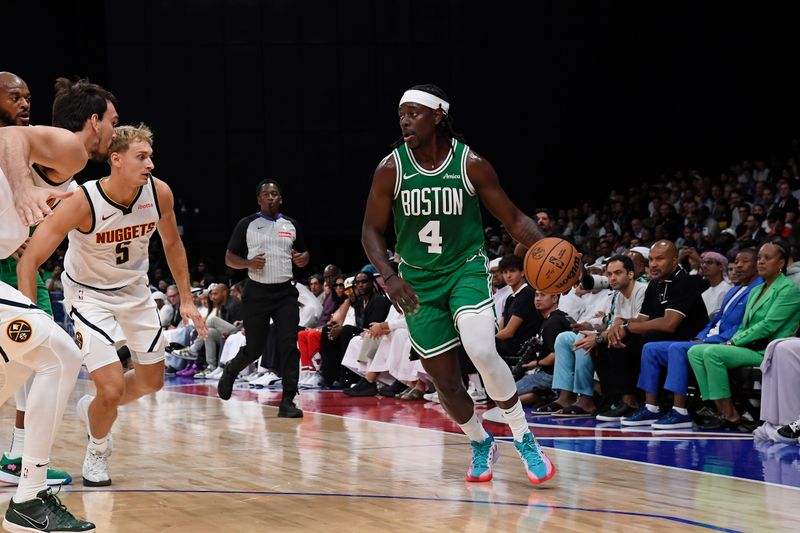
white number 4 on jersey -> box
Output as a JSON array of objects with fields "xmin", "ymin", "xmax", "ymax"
[{"xmin": 418, "ymin": 220, "xmax": 442, "ymax": 254}]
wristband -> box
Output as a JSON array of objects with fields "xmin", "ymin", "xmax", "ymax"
[
  {"xmin": 622, "ymin": 322, "xmax": 630, "ymax": 335},
  {"xmin": 384, "ymin": 273, "xmax": 398, "ymax": 282}
]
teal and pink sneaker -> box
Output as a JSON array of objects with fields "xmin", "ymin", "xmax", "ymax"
[
  {"xmin": 466, "ymin": 432, "xmax": 498, "ymax": 482},
  {"xmin": 513, "ymin": 433, "xmax": 556, "ymax": 485},
  {"xmin": 0, "ymin": 453, "xmax": 72, "ymax": 486}
]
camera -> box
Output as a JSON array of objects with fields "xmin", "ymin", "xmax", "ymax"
[
  {"xmin": 580, "ymin": 273, "xmax": 610, "ymax": 291},
  {"xmin": 511, "ymin": 334, "xmax": 543, "ymax": 381}
]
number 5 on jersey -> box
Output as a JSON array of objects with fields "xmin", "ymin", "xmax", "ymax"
[
  {"xmin": 418, "ymin": 220, "xmax": 442, "ymax": 254},
  {"xmin": 115, "ymin": 241, "xmax": 131, "ymax": 264}
]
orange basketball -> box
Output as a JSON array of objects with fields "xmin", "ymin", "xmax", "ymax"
[{"xmin": 523, "ymin": 237, "xmax": 582, "ymax": 294}]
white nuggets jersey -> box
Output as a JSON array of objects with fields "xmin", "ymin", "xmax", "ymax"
[
  {"xmin": 31, "ymin": 163, "xmax": 76, "ymax": 209},
  {"xmin": 0, "ymin": 167, "xmax": 30, "ymax": 260},
  {"xmin": 64, "ymin": 176, "xmax": 161, "ymax": 289}
]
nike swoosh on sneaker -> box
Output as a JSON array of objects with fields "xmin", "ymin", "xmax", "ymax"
[
  {"xmin": 34, "ymin": 462, "xmax": 49, "ymax": 468},
  {"xmin": 402, "ymin": 172, "xmax": 419, "ymax": 180},
  {"xmin": 13, "ymin": 509, "xmax": 48, "ymax": 530}
]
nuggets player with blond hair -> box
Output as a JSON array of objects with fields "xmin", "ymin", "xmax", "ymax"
[{"xmin": 18, "ymin": 124, "xmax": 207, "ymax": 489}]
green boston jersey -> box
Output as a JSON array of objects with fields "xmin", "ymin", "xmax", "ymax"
[{"xmin": 391, "ymin": 139, "xmax": 485, "ymax": 271}]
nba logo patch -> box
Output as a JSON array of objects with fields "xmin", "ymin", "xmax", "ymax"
[
  {"xmin": 75, "ymin": 331, "xmax": 84, "ymax": 349},
  {"xmin": 6, "ymin": 320, "xmax": 32, "ymax": 343}
]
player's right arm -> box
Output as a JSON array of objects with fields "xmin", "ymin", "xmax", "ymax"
[
  {"xmin": 0, "ymin": 126, "xmax": 87, "ymax": 226},
  {"xmin": 361, "ymin": 156, "xmax": 418, "ymax": 315},
  {"xmin": 16, "ymin": 188, "xmax": 91, "ymax": 302}
]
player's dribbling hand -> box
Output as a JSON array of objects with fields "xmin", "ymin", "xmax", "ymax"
[
  {"xmin": 385, "ymin": 276, "xmax": 419, "ymax": 315},
  {"xmin": 14, "ymin": 184, "xmax": 73, "ymax": 226},
  {"xmin": 182, "ymin": 303, "xmax": 209, "ymax": 340}
]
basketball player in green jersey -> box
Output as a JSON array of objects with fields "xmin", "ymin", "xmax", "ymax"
[
  {"xmin": 362, "ymin": 84, "xmax": 556, "ymax": 484},
  {"xmin": 0, "ymin": 72, "xmax": 73, "ymax": 487}
]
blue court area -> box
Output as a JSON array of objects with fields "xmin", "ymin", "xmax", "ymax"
[{"xmin": 486, "ymin": 408, "xmax": 800, "ymax": 489}]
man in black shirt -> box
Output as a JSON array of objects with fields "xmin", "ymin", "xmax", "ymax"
[
  {"xmin": 322, "ymin": 271, "xmax": 391, "ymax": 390},
  {"xmin": 598, "ymin": 240, "xmax": 708, "ymax": 421},
  {"xmin": 513, "ymin": 291, "xmax": 572, "ymax": 406},
  {"xmin": 495, "ymin": 255, "xmax": 542, "ymax": 365}
]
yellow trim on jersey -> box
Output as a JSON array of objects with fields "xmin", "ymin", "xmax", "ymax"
[{"xmin": 97, "ymin": 178, "xmax": 143, "ymax": 212}]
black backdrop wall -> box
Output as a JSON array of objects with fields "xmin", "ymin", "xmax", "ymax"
[{"xmin": 5, "ymin": 1, "xmax": 800, "ymax": 278}]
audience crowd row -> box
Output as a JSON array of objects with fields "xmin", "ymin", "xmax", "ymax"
[{"xmin": 37, "ymin": 152, "xmax": 800, "ymax": 444}]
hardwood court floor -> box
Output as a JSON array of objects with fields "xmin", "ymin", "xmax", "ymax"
[{"xmin": 1, "ymin": 378, "xmax": 798, "ymax": 532}]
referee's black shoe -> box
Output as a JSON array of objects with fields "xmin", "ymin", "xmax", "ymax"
[
  {"xmin": 218, "ymin": 364, "xmax": 235, "ymax": 401},
  {"xmin": 278, "ymin": 397, "xmax": 303, "ymax": 418}
]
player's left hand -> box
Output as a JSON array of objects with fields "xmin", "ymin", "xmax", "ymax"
[
  {"xmin": 181, "ymin": 302, "xmax": 208, "ymax": 340},
  {"xmin": 385, "ymin": 275, "xmax": 419, "ymax": 315},
  {"xmin": 14, "ymin": 184, "xmax": 73, "ymax": 226},
  {"xmin": 292, "ymin": 249, "xmax": 309, "ymax": 267}
]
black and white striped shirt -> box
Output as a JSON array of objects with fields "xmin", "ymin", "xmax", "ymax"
[{"xmin": 227, "ymin": 213, "xmax": 306, "ymax": 284}]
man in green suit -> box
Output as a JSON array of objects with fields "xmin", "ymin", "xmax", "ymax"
[{"xmin": 688, "ymin": 241, "xmax": 800, "ymax": 430}]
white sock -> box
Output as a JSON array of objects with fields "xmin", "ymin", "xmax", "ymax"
[
  {"xmin": 89, "ymin": 436, "xmax": 108, "ymax": 454},
  {"xmin": 645, "ymin": 403, "xmax": 660, "ymax": 413},
  {"xmin": 673, "ymin": 406, "xmax": 688, "ymax": 415},
  {"xmin": 8, "ymin": 428, "xmax": 24, "ymax": 460},
  {"xmin": 502, "ymin": 400, "xmax": 531, "ymax": 442},
  {"xmin": 13, "ymin": 458, "xmax": 48, "ymax": 503},
  {"xmin": 458, "ymin": 413, "xmax": 490, "ymax": 443}
]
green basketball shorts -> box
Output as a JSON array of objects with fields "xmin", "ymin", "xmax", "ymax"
[
  {"xmin": 399, "ymin": 252, "xmax": 494, "ymax": 359},
  {"xmin": 0, "ymin": 258, "xmax": 54, "ymax": 316}
]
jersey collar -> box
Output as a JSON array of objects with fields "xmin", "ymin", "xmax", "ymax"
[{"xmin": 257, "ymin": 213, "xmax": 284, "ymax": 222}]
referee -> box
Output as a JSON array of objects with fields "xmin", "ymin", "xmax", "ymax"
[{"xmin": 217, "ymin": 179, "xmax": 309, "ymax": 418}]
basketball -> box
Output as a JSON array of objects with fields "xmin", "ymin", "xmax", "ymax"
[{"xmin": 523, "ymin": 237, "xmax": 582, "ymax": 294}]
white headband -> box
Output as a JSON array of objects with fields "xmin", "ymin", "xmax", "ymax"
[{"xmin": 399, "ymin": 89, "xmax": 450, "ymax": 113}]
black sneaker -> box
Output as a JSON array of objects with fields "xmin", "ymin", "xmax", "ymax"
[
  {"xmin": 3, "ymin": 488, "xmax": 95, "ymax": 532},
  {"xmin": 596, "ymin": 403, "xmax": 638, "ymax": 422},
  {"xmin": 694, "ymin": 406, "xmax": 719, "ymax": 421},
  {"xmin": 277, "ymin": 399, "xmax": 303, "ymax": 418},
  {"xmin": 378, "ymin": 380, "xmax": 407, "ymax": 397},
  {"xmin": 344, "ymin": 379, "xmax": 378, "ymax": 397},
  {"xmin": 697, "ymin": 412, "xmax": 729, "ymax": 430},
  {"xmin": 777, "ymin": 419, "xmax": 800, "ymax": 439},
  {"xmin": 217, "ymin": 365, "xmax": 235, "ymax": 401}
]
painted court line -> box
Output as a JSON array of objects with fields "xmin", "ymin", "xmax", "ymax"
[{"xmin": 14, "ymin": 488, "xmax": 741, "ymax": 533}]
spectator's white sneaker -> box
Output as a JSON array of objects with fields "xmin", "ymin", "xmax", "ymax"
[
  {"xmin": 206, "ymin": 367, "xmax": 224, "ymax": 380},
  {"xmin": 250, "ymin": 371, "xmax": 281, "ymax": 387},
  {"xmin": 299, "ymin": 371, "xmax": 322, "ymax": 389},
  {"xmin": 193, "ymin": 367, "xmax": 213, "ymax": 379},
  {"xmin": 467, "ymin": 382, "xmax": 489, "ymax": 404},
  {"xmin": 244, "ymin": 370, "xmax": 266, "ymax": 382},
  {"xmin": 424, "ymin": 391, "xmax": 440, "ymax": 403}
]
